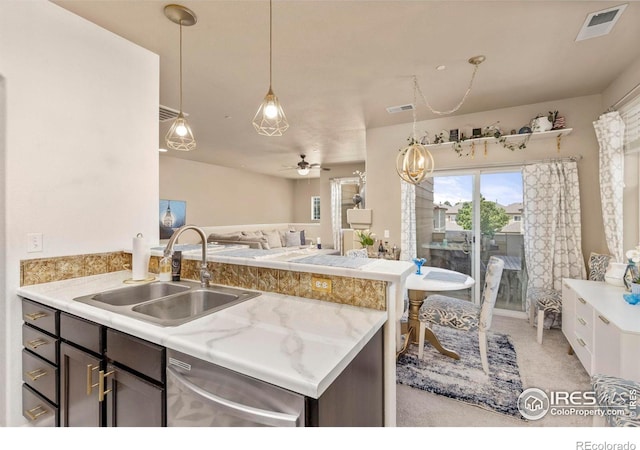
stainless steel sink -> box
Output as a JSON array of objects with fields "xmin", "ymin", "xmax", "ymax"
[
  {"xmin": 131, "ymin": 288, "xmax": 260, "ymax": 326},
  {"xmin": 74, "ymin": 281, "xmax": 260, "ymax": 326},
  {"xmin": 84, "ymin": 282, "xmax": 189, "ymax": 306}
]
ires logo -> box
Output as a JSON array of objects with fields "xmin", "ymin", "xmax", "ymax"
[{"xmin": 518, "ymin": 388, "xmax": 627, "ymax": 420}]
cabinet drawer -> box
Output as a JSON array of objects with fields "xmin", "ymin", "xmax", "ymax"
[
  {"xmin": 22, "ymin": 384, "xmax": 58, "ymax": 427},
  {"xmin": 572, "ymin": 332, "xmax": 592, "ymax": 375},
  {"xmin": 22, "ymin": 384, "xmax": 60, "ymax": 427},
  {"xmin": 23, "ymin": 324, "xmax": 59, "ymax": 365},
  {"xmin": 22, "ymin": 349, "xmax": 58, "ymax": 404},
  {"xmin": 106, "ymin": 329, "xmax": 164, "ymax": 383},
  {"xmin": 22, "ymin": 298, "xmax": 58, "ymax": 336},
  {"xmin": 60, "ymin": 312, "xmax": 105, "ymax": 355}
]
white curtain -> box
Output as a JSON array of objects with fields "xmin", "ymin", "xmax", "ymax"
[
  {"xmin": 522, "ymin": 161, "xmax": 587, "ymax": 316},
  {"xmin": 400, "ymin": 180, "xmax": 416, "ymax": 261},
  {"xmin": 593, "ymin": 111, "xmax": 625, "ymax": 263},
  {"xmin": 330, "ymin": 179, "xmax": 342, "ymax": 252}
]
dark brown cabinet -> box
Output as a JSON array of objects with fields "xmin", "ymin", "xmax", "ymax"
[{"xmin": 21, "ymin": 298, "xmax": 165, "ymax": 427}]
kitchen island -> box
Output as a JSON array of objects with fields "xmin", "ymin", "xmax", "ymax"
[{"xmin": 17, "ymin": 249, "xmax": 413, "ymax": 426}]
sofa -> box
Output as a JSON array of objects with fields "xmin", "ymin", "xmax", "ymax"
[{"xmin": 170, "ymin": 223, "xmax": 320, "ymax": 250}]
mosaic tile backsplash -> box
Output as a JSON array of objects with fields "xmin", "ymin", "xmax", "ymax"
[{"xmin": 20, "ymin": 252, "xmax": 386, "ymax": 311}]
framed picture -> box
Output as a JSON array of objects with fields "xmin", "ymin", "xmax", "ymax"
[
  {"xmin": 472, "ymin": 128, "xmax": 482, "ymax": 138},
  {"xmin": 449, "ymin": 129, "xmax": 460, "ymax": 142},
  {"xmin": 159, "ymin": 199, "xmax": 186, "ymax": 239}
]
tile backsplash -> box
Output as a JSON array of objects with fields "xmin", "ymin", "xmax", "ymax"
[
  {"xmin": 21, "ymin": 252, "xmax": 131, "ymax": 286},
  {"xmin": 20, "ymin": 252, "xmax": 386, "ymax": 311}
]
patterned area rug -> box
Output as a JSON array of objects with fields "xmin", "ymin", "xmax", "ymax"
[{"xmin": 397, "ymin": 324, "xmax": 525, "ymax": 419}]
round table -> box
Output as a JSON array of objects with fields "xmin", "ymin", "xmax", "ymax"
[{"xmin": 399, "ymin": 266, "xmax": 474, "ymax": 358}]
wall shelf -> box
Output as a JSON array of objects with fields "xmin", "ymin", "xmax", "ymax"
[{"xmin": 425, "ymin": 128, "xmax": 573, "ymax": 150}]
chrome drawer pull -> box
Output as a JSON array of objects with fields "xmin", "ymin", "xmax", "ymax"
[
  {"xmin": 24, "ymin": 405, "xmax": 48, "ymax": 421},
  {"xmin": 598, "ymin": 315, "xmax": 610, "ymax": 325},
  {"xmin": 24, "ymin": 312, "xmax": 47, "ymax": 321},
  {"xmin": 26, "ymin": 368, "xmax": 47, "ymax": 381},
  {"xmin": 577, "ymin": 338, "xmax": 586, "ymax": 347},
  {"xmin": 577, "ymin": 317, "xmax": 586, "ymax": 326},
  {"xmin": 27, "ymin": 338, "xmax": 49, "ymax": 350},
  {"xmin": 578, "ymin": 297, "xmax": 586, "ymax": 304}
]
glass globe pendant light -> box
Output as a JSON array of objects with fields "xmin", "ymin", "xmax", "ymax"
[
  {"xmin": 164, "ymin": 4, "xmax": 197, "ymax": 151},
  {"xmin": 253, "ymin": 0, "xmax": 289, "ymax": 136}
]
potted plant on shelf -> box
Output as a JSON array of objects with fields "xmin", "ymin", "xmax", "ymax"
[{"xmin": 355, "ymin": 229, "xmax": 375, "ymax": 250}]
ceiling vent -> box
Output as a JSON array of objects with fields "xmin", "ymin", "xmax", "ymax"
[
  {"xmin": 159, "ymin": 105, "xmax": 189, "ymax": 122},
  {"xmin": 576, "ymin": 3, "xmax": 627, "ymax": 41},
  {"xmin": 386, "ymin": 103, "xmax": 415, "ymax": 114}
]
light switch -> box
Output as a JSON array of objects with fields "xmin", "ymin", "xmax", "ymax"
[{"xmin": 27, "ymin": 233, "xmax": 43, "ymax": 253}]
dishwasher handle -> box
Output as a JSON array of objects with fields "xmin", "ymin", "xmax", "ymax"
[{"xmin": 167, "ymin": 366, "xmax": 301, "ymax": 427}]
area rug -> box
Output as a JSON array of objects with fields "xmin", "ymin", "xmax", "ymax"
[{"xmin": 396, "ymin": 324, "xmax": 525, "ymax": 419}]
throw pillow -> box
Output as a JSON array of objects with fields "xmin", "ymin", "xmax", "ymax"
[
  {"xmin": 242, "ymin": 230, "xmax": 263, "ymax": 238},
  {"xmin": 346, "ymin": 248, "xmax": 369, "ymax": 258},
  {"xmin": 588, "ymin": 252, "xmax": 612, "ymax": 281},
  {"xmin": 299, "ymin": 230, "xmax": 306, "ymax": 246},
  {"xmin": 262, "ymin": 229, "xmax": 282, "ymax": 248},
  {"xmin": 207, "ymin": 232, "xmax": 242, "ymax": 243},
  {"xmin": 238, "ymin": 235, "xmax": 270, "ymax": 250},
  {"xmin": 285, "ymin": 231, "xmax": 301, "ymax": 247}
]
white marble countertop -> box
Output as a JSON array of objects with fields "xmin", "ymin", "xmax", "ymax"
[
  {"xmin": 146, "ymin": 244, "xmax": 415, "ymax": 283},
  {"xmin": 405, "ymin": 266, "xmax": 475, "ymax": 291},
  {"xmin": 16, "ymin": 271, "xmax": 387, "ymax": 399}
]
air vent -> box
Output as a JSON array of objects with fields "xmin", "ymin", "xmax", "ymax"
[
  {"xmin": 386, "ymin": 103, "xmax": 415, "ymax": 114},
  {"xmin": 576, "ymin": 4, "xmax": 627, "ymax": 41},
  {"xmin": 159, "ymin": 105, "xmax": 189, "ymax": 122}
]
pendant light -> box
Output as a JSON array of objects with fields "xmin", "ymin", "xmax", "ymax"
[
  {"xmin": 253, "ymin": 0, "xmax": 289, "ymax": 136},
  {"xmin": 164, "ymin": 4, "xmax": 197, "ymax": 151},
  {"xmin": 396, "ymin": 76, "xmax": 435, "ymax": 185}
]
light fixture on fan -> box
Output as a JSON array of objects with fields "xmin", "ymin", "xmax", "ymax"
[
  {"xmin": 396, "ymin": 77, "xmax": 435, "ymax": 185},
  {"xmin": 253, "ymin": 0, "xmax": 289, "ymax": 136},
  {"xmin": 164, "ymin": 4, "xmax": 197, "ymax": 151},
  {"xmin": 297, "ymin": 167, "xmax": 310, "ymax": 176}
]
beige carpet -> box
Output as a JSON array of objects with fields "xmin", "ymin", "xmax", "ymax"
[{"xmin": 397, "ymin": 315, "xmax": 592, "ymax": 427}]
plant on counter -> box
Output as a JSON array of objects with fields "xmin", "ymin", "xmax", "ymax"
[{"xmin": 355, "ymin": 229, "xmax": 375, "ymax": 248}]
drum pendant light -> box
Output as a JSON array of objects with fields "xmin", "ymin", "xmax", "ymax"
[
  {"xmin": 253, "ymin": 0, "xmax": 289, "ymax": 136},
  {"xmin": 164, "ymin": 4, "xmax": 197, "ymax": 151}
]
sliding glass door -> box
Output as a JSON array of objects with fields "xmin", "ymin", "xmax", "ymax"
[{"xmin": 418, "ymin": 169, "xmax": 527, "ymax": 315}]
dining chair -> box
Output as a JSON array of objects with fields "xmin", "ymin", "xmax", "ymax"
[
  {"xmin": 529, "ymin": 287, "xmax": 562, "ymax": 344},
  {"xmin": 417, "ymin": 256, "xmax": 504, "ymax": 375}
]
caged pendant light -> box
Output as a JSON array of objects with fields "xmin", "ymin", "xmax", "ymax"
[
  {"xmin": 253, "ymin": 0, "xmax": 289, "ymax": 136},
  {"xmin": 164, "ymin": 4, "xmax": 197, "ymax": 151}
]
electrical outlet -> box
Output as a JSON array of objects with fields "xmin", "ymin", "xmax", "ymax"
[
  {"xmin": 27, "ymin": 233, "xmax": 43, "ymax": 253},
  {"xmin": 311, "ymin": 277, "xmax": 332, "ymax": 293},
  {"xmin": 384, "ymin": 229, "xmax": 390, "ymax": 238}
]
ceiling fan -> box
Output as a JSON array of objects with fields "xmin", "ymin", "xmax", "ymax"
[{"xmin": 282, "ymin": 154, "xmax": 330, "ymax": 175}]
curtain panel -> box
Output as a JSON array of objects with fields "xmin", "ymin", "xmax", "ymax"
[
  {"xmin": 400, "ymin": 180, "xmax": 416, "ymax": 261},
  {"xmin": 593, "ymin": 111, "xmax": 625, "ymax": 263},
  {"xmin": 330, "ymin": 179, "xmax": 342, "ymax": 252},
  {"xmin": 522, "ymin": 161, "xmax": 587, "ymax": 322}
]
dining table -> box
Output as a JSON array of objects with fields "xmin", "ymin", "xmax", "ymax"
[{"xmin": 398, "ymin": 266, "xmax": 475, "ymax": 358}]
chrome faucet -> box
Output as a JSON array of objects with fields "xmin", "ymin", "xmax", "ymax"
[{"xmin": 163, "ymin": 225, "xmax": 211, "ymax": 287}]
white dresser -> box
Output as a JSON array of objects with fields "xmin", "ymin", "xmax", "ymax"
[{"xmin": 562, "ymin": 279, "xmax": 640, "ymax": 381}]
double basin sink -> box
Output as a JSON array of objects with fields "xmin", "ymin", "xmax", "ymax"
[{"xmin": 74, "ymin": 281, "xmax": 261, "ymax": 327}]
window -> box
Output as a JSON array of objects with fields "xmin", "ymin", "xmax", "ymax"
[
  {"xmin": 311, "ymin": 196, "xmax": 320, "ymax": 221},
  {"xmin": 513, "ymin": 215, "xmax": 521, "ymax": 221},
  {"xmin": 621, "ymin": 95, "xmax": 640, "ymax": 153}
]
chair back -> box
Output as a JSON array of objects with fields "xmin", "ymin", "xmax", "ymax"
[
  {"xmin": 345, "ymin": 248, "xmax": 369, "ymax": 258},
  {"xmin": 478, "ymin": 256, "xmax": 505, "ymax": 332}
]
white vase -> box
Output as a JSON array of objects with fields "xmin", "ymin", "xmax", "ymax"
[
  {"xmin": 531, "ymin": 116, "xmax": 553, "ymax": 132},
  {"xmin": 605, "ymin": 262, "xmax": 626, "ymax": 287}
]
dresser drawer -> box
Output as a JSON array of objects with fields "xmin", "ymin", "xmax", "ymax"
[
  {"xmin": 572, "ymin": 331, "xmax": 592, "ymax": 375},
  {"xmin": 60, "ymin": 312, "xmax": 105, "ymax": 355},
  {"xmin": 23, "ymin": 324, "xmax": 59, "ymax": 365},
  {"xmin": 22, "ymin": 384, "xmax": 58, "ymax": 427},
  {"xmin": 22, "ymin": 349, "xmax": 58, "ymax": 404},
  {"xmin": 106, "ymin": 329, "xmax": 164, "ymax": 383},
  {"xmin": 22, "ymin": 298, "xmax": 58, "ymax": 336}
]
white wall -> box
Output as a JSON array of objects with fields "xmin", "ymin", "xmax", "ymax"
[
  {"xmin": 366, "ymin": 94, "xmax": 607, "ymax": 264},
  {"xmin": 159, "ymin": 156, "xmax": 295, "ymax": 231},
  {"xmin": 0, "ymin": 1, "xmax": 159, "ymax": 425},
  {"xmin": 292, "ymin": 177, "xmax": 321, "ymax": 223}
]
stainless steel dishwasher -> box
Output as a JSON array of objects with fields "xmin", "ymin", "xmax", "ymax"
[{"xmin": 166, "ymin": 349, "xmax": 306, "ymax": 427}]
